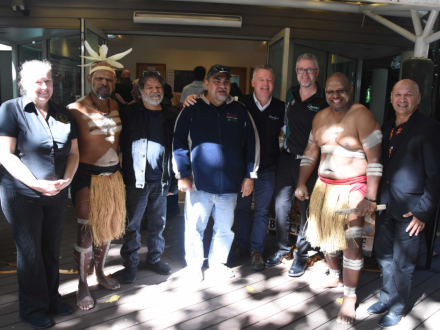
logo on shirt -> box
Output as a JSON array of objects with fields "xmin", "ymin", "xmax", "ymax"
[
  {"xmin": 56, "ymin": 113, "xmax": 70, "ymax": 124},
  {"xmin": 307, "ymin": 104, "xmax": 320, "ymax": 112},
  {"xmin": 227, "ymin": 113, "xmax": 238, "ymax": 122},
  {"xmin": 268, "ymin": 115, "xmax": 279, "ymax": 121}
]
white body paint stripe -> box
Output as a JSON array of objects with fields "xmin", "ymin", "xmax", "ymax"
[
  {"xmin": 87, "ymin": 117, "xmax": 121, "ymax": 128},
  {"xmin": 321, "ymin": 145, "xmax": 366, "ymax": 159},
  {"xmin": 89, "ymin": 125, "xmax": 122, "ymax": 135},
  {"xmin": 345, "ymin": 227, "xmax": 363, "ymax": 239},
  {"xmin": 362, "ymin": 130, "xmax": 383, "ymax": 150},
  {"xmin": 344, "ymin": 286, "xmax": 357, "ymax": 297},
  {"xmin": 82, "ymin": 110, "xmax": 120, "ymax": 120},
  {"xmin": 343, "ymin": 256, "xmax": 364, "ymax": 270},
  {"xmin": 329, "ymin": 268, "xmax": 341, "ymax": 278},
  {"xmin": 367, "ymin": 171, "xmax": 383, "ymax": 176}
]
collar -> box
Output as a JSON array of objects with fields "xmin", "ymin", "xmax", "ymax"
[
  {"xmin": 200, "ymin": 90, "xmax": 234, "ymax": 105},
  {"xmin": 253, "ymin": 93, "xmax": 272, "ymax": 111},
  {"xmin": 21, "ymin": 93, "xmax": 53, "ymax": 114},
  {"xmin": 292, "ymin": 82, "xmax": 324, "ymax": 102}
]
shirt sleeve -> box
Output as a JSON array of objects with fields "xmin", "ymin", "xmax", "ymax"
[{"xmin": 0, "ymin": 101, "xmax": 19, "ymax": 138}]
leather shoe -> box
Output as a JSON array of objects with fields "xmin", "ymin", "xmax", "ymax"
[
  {"xmin": 123, "ymin": 266, "xmax": 137, "ymax": 283},
  {"xmin": 265, "ymin": 251, "xmax": 286, "ymax": 267},
  {"xmin": 288, "ymin": 259, "xmax": 308, "ymax": 277},
  {"xmin": 250, "ymin": 250, "xmax": 265, "ymax": 271},
  {"xmin": 50, "ymin": 302, "xmax": 72, "ymax": 316},
  {"xmin": 146, "ymin": 260, "xmax": 172, "ymax": 275},
  {"xmin": 20, "ymin": 316, "xmax": 52, "ymax": 329},
  {"xmin": 367, "ymin": 301, "xmax": 389, "ymax": 315},
  {"xmin": 378, "ymin": 311, "xmax": 403, "ymax": 328}
]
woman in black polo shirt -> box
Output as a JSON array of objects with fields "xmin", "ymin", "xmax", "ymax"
[{"xmin": 0, "ymin": 60, "xmax": 79, "ymax": 329}]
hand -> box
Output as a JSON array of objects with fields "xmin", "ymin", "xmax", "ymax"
[
  {"xmin": 33, "ymin": 180, "xmax": 63, "ymax": 196},
  {"xmin": 404, "ymin": 212, "xmax": 425, "ymax": 236},
  {"xmin": 166, "ymin": 192, "xmax": 174, "ymax": 196},
  {"xmin": 241, "ymin": 178, "xmax": 254, "ymax": 197},
  {"xmin": 295, "ymin": 184, "xmax": 309, "ymax": 201},
  {"xmin": 55, "ymin": 178, "xmax": 71, "ymax": 192},
  {"xmin": 356, "ymin": 198, "xmax": 376, "ymax": 217},
  {"xmin": 183, "ymin": 94, "xmax": 198, "ymax": 108},
  {"xmin": 178, "ymin": 178, "xmax": 192, "ymax": 192}
]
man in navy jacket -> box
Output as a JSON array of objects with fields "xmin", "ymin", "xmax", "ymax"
[
  {"xmin": 173, "ymin": 64, "xmax": 260, "ymax": 281},
  {"xmin": 368, "ymin": 79, "xmax": 440, "ymax": 328}
]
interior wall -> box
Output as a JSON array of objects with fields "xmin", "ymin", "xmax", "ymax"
[
  {"xmin": 109, "ymin": 35, "xmax": 267, "ymax": 94},
  {"xmin": 0, "ymin": 51, "xmax": 13, "ymax": 104}
]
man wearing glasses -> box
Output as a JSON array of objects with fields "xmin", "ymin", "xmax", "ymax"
[
  {"xmin": 173, "ymin": 64, "xmax": 259, "ymax": 281},
  {"xmin": 265, "ymin": 53, "xmax": 327, "ymax": 277}
]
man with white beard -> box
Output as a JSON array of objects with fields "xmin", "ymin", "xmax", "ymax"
[{"xmin": 119, "ymin": 71, "xmax": 178, "ymax": 282}]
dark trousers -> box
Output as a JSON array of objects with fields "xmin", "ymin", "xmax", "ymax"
[
  {"xmin": 274, "ymin": 152, "xmax": 317, "ymax": 261},
  {"xmin": 235, "ymin": 167, "xmax": 276, "ymax": 253},
  {"xmin": 121, "ymin": 182, "xmax": 168, "ymax": 267},
  {"xmin": 0, "ymin": 186, "xmax": 67, "ymax": 322},
  {"xmin": 374, "ymin": 213, "xmax": 421, "ymax": 315}
]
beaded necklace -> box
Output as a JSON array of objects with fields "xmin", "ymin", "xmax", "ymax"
[{"xmin": 89, "ymin": 93, "xmax": 110, "ymax": 116}]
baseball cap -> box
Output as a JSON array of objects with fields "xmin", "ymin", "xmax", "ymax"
[{"xmin": 206, "ymin": 64, "xmax": 231, "ymax": 79}]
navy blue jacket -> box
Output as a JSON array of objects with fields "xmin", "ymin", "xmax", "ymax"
[
  {"xmin": 173, "ymin": 92, "xmax": 260, "ymax": 194},
  {"xmin": 380, "ymin": 110, "xmax": 440, "ymax": 223}
]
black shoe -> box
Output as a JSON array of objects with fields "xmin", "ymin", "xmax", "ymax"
[
  {"xmin": 265, "ymin": 251, "xmax": 286, "ymax": 267},
  {"xmin": 367, "ymin": 301, "xmax": 389, "ymax": 315},
  {"xmin": 146, "ymin": 260, "xmax": 172, "ymax": 275},
  {"xmin": 123, "ymin": 266, "xmax": 137, "ymax": 283},
  {"xmin": 20, "ymin": 316, "xmax": 52, "ymax": 329},
  {"xmin": 288, "ymin": 259, "xmax": 308, "ymax": 277},
  {"xmin": 228, "ymin": 244, "xmax": 249, "ymax": 261},
  {"xmin": 250, "ymin": 250, "xmax": 265, "ymax": 271},
  {"xmin": 49, "ymin": 302, "xmax": 73, "ymax": 316},
  {"xmin": 378, "ymin": 311, "xmax": 403, "ymax": 328}
]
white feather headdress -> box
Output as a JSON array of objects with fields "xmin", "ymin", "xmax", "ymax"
[{"xmin": 79, "ymin": 41, "xmax": 132, "ymax": 73}]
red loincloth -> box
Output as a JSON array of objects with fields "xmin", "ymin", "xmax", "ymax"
[{"xmin": 318, "ymin": 174, "xmax": 367, "ymax": 197}]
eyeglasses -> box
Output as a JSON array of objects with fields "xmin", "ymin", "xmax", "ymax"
[{"xmin": 297, "ymin": 68, "xmax": 317, "ymax": 74}]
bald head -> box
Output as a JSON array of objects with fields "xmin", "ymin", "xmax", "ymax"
[
  {"xmin": 391, "ymin": 79, "xmax": 421, "ymax": 118},
  {"xmin": 121, "ymin": 70, "xmax": 131, "ymax": 79},
  {"xmin": 325, "ymin": 72, "xmax": 353, "ymax": 112}
]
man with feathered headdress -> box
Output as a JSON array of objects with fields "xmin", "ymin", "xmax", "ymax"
[{"xmin": 67, "ymin": 41, "xmax": 131, "ymax": 310}]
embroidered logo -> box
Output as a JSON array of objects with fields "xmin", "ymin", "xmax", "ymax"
[
  {"xmin": 56, "ymin": 113, "xmax": 70, "ymax": 124},
  {"xmin": 307, "ymin": 104, "xmax": 320, "ymax": 112},
  {"xmin": 268, "ymin": 115, "xmax": 279, "ymax": 121},
  {"xmin": 227, "ymin": 113, "xmax": 238, "ymax": 122}
]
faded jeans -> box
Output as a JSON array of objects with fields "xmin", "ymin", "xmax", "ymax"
[{"xmin": 184, "ymin": 190, "xmax": 237, "ymax": 268}]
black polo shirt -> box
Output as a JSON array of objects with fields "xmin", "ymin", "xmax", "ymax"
[
  {"xmin": 0, "ymin": 94, "xmax": 77, "ymax": 197},
  {"xmin": 285, "ymin": 83, "xmax": 328, "ymax": 155}
]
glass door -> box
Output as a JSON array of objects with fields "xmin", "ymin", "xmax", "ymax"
[
  {"xmin": 80, "ymin": 19, "xmax": 108, "ymax": 97},
  {"xmin": 267, "ymin": 28, "xmax": 290, "ymax": 102}
]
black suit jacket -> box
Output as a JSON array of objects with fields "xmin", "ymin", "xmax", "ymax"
[{"xmin": 380, "ymin": 110, "xmax": 440, "ymax": 223}]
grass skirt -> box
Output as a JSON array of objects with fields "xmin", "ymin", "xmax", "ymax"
[
  {"xmin": 305, "ymin": 178, "xmax": 351, "ymax": 254},
  {"xmin": 87, "ymin": 171, "xmax": 126, "ymax": 246}
]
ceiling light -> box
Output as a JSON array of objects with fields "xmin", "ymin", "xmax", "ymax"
[
  {"xmin": 133, "ymin": 11, "xmax": 242, "ymax": 28},
  {"xmin": 107, "ymin": 34, "xmax": 116, "ymax": 38}
]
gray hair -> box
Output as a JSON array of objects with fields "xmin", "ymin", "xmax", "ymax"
[
  {"xmin": 18, "ymin": 60, "xmax": 52, "ymax": 95},
  {"xmin": 252, "ymin": 65, "xmax": 275, "ymax": 80},
  {"xmin": 296, "ymin": 53, "xmax": 319, "ymax": 70},
  {"xmin": 138, "ymin": 71, "xmax": 165, "ymax": 91}
]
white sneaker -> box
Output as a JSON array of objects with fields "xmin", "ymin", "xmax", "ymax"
[{"xmin": 208, "ymin": 264, "xmax": 235, "ymax": 280}]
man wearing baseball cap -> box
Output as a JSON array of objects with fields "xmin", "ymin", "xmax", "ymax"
[{"xmin": 173, "ymin": 64, "xmax": 260, "ymax": 281}]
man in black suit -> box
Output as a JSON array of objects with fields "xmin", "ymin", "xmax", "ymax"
[{"xmin": 368, "ymin": 79, "xmax": 440, "ymax": 328}]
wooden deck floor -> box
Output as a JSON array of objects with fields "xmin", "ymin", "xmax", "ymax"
[{"xmin": 1, "ymin": 198, "xmax": 440, "ymax": 330}]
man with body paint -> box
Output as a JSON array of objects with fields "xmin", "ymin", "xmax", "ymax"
[
  {"xmin": 265, "ymin": 53, "xmax": 328, "ymax": 277},
  {"xmin": 368, "ymin": 79, "xmax": 440, "ymax": 328},
  {"xmin": 295, "ymin": 72, "xmax": 382, "ymax": 324},
  {"xmin": 68, "ymin": 61, "xmax": 126, "ymax": 310}
]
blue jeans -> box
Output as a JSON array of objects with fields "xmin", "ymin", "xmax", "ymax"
[
  {"xmin": 184, "ymin": 190, "xmax": 237, "ymax": 268},
  {"xmin": 374, "ymin": 214, "xmax": 421, "ymax": 315},
  {"xmin": 235, "ymin": 167, "xmax": 275, "ymax": 253},
  {"xmin": 120, "ymin": 183, "xmax": 168, "ymax": 267}
]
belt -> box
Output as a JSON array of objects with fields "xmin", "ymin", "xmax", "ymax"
[{"xmin": 283, "ymin": 150, "xmax": 303, "ymax": 159}]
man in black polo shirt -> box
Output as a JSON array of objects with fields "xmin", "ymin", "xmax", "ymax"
[
  {"xmin": 119, "ymin": 71, "xmax": 177, "ymax": 283},
  {"xmin": 229, "ymin": 65, "xmax": 284, "ymax": 271},
  {"xmin": 265, "ymin": 53, "xmax": 328, "ymax": 277}
]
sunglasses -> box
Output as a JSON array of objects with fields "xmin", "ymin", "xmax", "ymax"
[{"xmin": 209, "ymin": 65, "xmax": 231, "ymax": 75}]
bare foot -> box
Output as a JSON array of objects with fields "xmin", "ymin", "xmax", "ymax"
[
  {"xmin": 77, "ymin": 282, "xmax": 94, "ymax": 310},
  {"xmin": 97, "ymin": 274, "xmax": 120, "ymax": 290},
  {"xmin": 310, "ymin": 275, "xmax": 343, "ymax": 289},
  {"xmin": 336, "ymin": 296, "xmax": 357, "ymax": 324}
]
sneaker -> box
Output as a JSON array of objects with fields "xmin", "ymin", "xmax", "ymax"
[
  {"xmin": 145, "ymin": 260, "xmax": 172, "ymax": 275},
  {"xmin": 228, "ymin": 244, "xmax": 249, "ymax": 261},
  {"xmin": 208, "ymin": 264, "xmax": 235, "ymax": 280},
  {"xmin": 251, "ymin": 250, "xmax": 265, "ymax": 271},
  {"xmin": 122, "ymin": 266, "xmax": 137, "ymax": 283}
]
